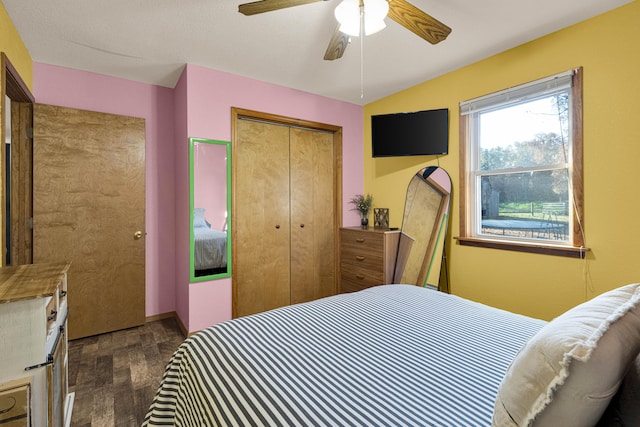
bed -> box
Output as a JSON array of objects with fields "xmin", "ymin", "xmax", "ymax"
[
  {"xmin": 143, "ymin": 283, "xmax": 640, "ymax": 427},
  {"xmin": 193, "ymin": 207, "xmax": 227, "ymax": 272},
  {"xmin": 194, "ymin": 227, "xmax": 227, "ymax": 270}
]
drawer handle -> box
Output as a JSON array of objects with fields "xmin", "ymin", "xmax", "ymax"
[
  {"xmin": 355, "ymin": 274, "xmax": 365, "ymax": 280},
  {"xmin": 355, "ymin": 238, "xmax": 365, "ymax": 243},
  {"xmin": 355, "ymin": 256, "xmax": 365, "ymax": 261},
  {"xmin": 48, "ymin": 310, "xmax": 58, "ymax": 322},
  {"xmin": 0, "ymin": 396, "xmax": 16, "ymax": 415}
]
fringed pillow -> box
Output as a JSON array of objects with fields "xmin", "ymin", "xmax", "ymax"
[{"xmin": 492, "ymin": 284, "xmax": 640, "ymax": 427}]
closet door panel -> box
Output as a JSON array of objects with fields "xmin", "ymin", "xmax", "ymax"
[
  {"xmin": 235, "ymin": 119, "xmax": 291, "ymax": 317},
  {"xmin": 290, "ymin": 128, "xmax": 336, "ymax": 304}
]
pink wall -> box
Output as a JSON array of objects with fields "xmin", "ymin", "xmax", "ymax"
[
  {"xmin": 33, "ymin": 62, "xmax": 177, "ymax": 319},
  {"xmin": 32, "ymin": 61, "xmax": 364, "ymax": 334},
  {"xmin": 173, "ymin": 69, "xmax": 189, "ymax": 328},
  {"xmin": 181, "ymin": 64, "xmax": 364, "ymax": 332}
]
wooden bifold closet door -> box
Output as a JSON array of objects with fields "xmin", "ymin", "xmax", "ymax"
[{"xmin": 234, "ymin": 116, "xmax": 338, "ymax": 318}]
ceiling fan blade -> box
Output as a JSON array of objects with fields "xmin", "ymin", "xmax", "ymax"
[
  {"xmin": 239, "ymin": 0, "xmax": 325, "ymax": 16},
  {"xmin": 324, "ymin": 24, "xmax": 350, "ymax": 60},
  {"xmin": 387, "ymin": 0, "xmax": 451, "ymax": 44}
]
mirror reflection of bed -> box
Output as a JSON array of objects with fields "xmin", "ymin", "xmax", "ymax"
[
  {"xmin": 193, "ymin": 208, "xmax": 227, "ymax": 276},
  {"xmin": 190, "ymin": 138, "xmax": 231, "ymax": 280}
]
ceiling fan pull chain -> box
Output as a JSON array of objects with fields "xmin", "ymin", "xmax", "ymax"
[{"xmin": 360, "ymin": 0, "xmax": 365, "ymax": 99}]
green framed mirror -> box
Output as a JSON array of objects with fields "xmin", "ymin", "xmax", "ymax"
[{"xmin": 189, "ymin": 138, "xmax": 231, "ymax": 282}]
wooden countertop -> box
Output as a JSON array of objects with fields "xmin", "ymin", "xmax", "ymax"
[{"xmin": 0, "ymin": 263, "xmax": 71, "ymax": 303}]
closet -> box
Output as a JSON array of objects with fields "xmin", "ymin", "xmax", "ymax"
[{"xmin": 232, "ymin": 109, "xmax": 341, "ymax": 318}]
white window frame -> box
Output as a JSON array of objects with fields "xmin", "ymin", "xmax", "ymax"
[{"xmin": 458, "ymin": 68, "xmax": 586, "ymax": 258}]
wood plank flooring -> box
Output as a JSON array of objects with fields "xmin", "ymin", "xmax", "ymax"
[{"xmin": 68, "ymin": 317, "xmax": 185, "ymax": 427}]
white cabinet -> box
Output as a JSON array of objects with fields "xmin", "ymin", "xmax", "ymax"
[{"xmin": 0, "ymin": 263, "xmax": 73, "ymax": 427}]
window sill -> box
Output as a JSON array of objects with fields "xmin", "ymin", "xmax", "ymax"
[{"xmin": 455, "ymin": 236, "xmax": 589, "ymax": 259}]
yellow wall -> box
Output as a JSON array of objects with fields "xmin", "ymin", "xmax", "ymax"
[
  {"xmin": 1, "ymin": 0, "xmax": 33, "ymax": 159},
  {"xmin": 0, "ymin": 1, "xmax": 32, "ymax": 88},
  {"xmin": 364, "ymin": 1, "xmax": 640, "ymax": 320}
]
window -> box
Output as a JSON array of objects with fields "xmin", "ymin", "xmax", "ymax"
[{"xmin": 458, "ymin": 68, "xmax": 586, "ymax": 258}]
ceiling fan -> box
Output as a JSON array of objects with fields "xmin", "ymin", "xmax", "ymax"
[{"xmin": 238, "ymin": 0, "xmax": 452, "ymax": 60}]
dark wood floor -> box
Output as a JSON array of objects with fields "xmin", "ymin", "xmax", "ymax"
[{"xmin": 68, "ymin": 317, "xmax": 185, "ymax": 427}]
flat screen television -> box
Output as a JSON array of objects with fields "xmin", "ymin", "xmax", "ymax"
[{"xmin": 371, "ymin": 108, "xmax": 449, "ymax": 157}]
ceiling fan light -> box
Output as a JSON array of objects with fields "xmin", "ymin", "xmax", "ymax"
[
  {"xmin": 338, "ymin": 22, "xmax": 360, "ymax": 37},
  {"xmin": 335, "ymin": 0, "xmax": 389, "ymax": 37},
  {"xmin": 335, "ymin": 0, "xmax": 360, "ymax": 36},
  {"xmin": 365, "ymin": 0, "xmax": 389, "ymax": 21},
  {"xmin": 365, "ymin": 19, "xmax": 386, "ymax": 36}
]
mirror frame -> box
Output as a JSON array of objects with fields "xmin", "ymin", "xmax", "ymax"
[
  {"xmin": 394, "ymin": 166, "xmax": 451, "ymax": 291},
  {"xmin": 189, "ymin": 137, "xmax": 232, "ymax": 282}
]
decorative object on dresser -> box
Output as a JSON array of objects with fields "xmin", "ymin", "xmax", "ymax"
[
  {"xmin": 349, "ymin": 193, "xmax": 374, "ymax": 228},
  {"xmin": 0, "ymin": 263, "xmax": 73, "ymax": 427},
  {"xmin": 374, "ymin": 207, "xmax": 389, "ymax": 229},
  {"xmin": 339, "ymin": 227, "xmax": 400, "ymax": 293}
]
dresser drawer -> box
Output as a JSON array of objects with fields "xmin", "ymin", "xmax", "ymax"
[
  {"xmin": 339, "ymin": 227, "xmax": 399, "ymax": 294},
  {"xmin": 340, "ymin": 266, "xmax": 384, "ymax": 292},
  {"xmin": 340, "ymin": 277, "xmax": 374, "ymax": 294},
  {"xmin": 0, "ymin": 382, "xmax": 29, "ymax": 425},
  {"xmin": 340, "ymin": 246, "xmax": 384, "ymax": 271},
  {"xmin": 340, "ymin": 228, "xmax": 384, "ymax": 271},
  {"xmin": 340, "ymin": 229, "xmax": 384, "ymax": 253}
]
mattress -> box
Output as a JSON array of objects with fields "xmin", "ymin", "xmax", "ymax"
[{"xmin": 143, "ymin": 285, "xmax": 546, "ymax": 426}]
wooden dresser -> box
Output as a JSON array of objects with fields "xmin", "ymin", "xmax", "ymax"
[
  {"xmin": 0, "ymin": 263, "xmax": 73, "ymax": 427},
  {"xmin": 339, "ymin": 227, "xmax": 400, "ymax": 293}
]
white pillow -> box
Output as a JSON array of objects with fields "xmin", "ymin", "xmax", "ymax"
[
  {"xmin": 193, "ymin": 207, "xmax": 208, "ymax": 228},
  {"xmin": 493, "ymin": 283, "xmax": 640, "ymax": 427}
]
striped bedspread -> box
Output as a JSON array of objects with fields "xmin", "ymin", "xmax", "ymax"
[{"xmin": 143, "ymin": 285, "xmax": 545, "ymax": 426}]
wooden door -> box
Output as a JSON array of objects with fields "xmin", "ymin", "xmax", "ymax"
[
  {"xmin": 33, "ymin": 104, "xmax": 145, "ymax": 339},
  {"xmin": 290, "ymin": 128, "xmax": 336, "ymax": 303},
  {"xmin": 9, "ymin": 101, "xmax": 33, "ymax": 266},
  {"xmin": 234, "ymin": 119, "xmax": 291, "ymax": 317}
]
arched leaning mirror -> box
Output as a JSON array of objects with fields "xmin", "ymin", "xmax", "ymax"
[
  {"xmin": 394, "ymin": 166, "xmax": 452, "ymax": 291},
  {"xmin": 189, "ymin": 138, "xmax": 231, "ymax": 282}
]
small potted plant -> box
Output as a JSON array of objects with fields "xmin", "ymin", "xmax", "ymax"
[{"xmin": 349, "ymin": 193, "xmax": 373, "ymax": 228}]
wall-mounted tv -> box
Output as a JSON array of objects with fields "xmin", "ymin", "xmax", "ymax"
[{"xmin": 371, "ymin": 108, "xmax": 449, "ymax": 158}]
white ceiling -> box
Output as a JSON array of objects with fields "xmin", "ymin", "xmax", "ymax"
[{"xmin": 3, "ymin": 0, "xmax": 633, "ymax": 105}]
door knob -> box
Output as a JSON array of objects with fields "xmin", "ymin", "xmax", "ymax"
[
  {"xmin": 275, "ymin": 224, "xmax": 281, "ymax": 229},
  {"xmin": 134, "ymin": 231, "xmax": 143, "ymax": 240}
]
